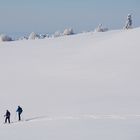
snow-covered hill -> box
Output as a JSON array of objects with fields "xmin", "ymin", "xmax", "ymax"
[{"xmin": 0, "ymin": 28, "xmax": 140, "ymax": 140}]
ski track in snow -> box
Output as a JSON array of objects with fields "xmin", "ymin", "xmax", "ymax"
[{"xmin": 8, "ymin": 114, "xmax": 140, "ymax": 124}]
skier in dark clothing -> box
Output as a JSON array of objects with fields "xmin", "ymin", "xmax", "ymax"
[
  {"xmin": 16, "ymin": 106, "xmax": 23, "ymax": 121},
  {"xmin": 4, "ymin": 110, "xmax": 11, "ymax": 123}
]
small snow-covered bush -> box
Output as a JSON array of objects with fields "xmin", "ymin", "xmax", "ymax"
[
  {"xmin": 0, "ymin": 34, "xmax": 12, "ymax": 42},
  {"xmin": 39, "ymin": 34, "xmax": 47, "ymax": 39},
  {"xmin": 18, "ymin": 36, "xmax": 28, "ymax": 40},
  {"xmin": 63, "ymin": 28, "xmax": 74, "ymax": 35},
  {"xmin": 28, "ymin": 32, "xmax": 40, "ymax": 40},
  {"xmin": 95, "ymin": 24, "xmax": 108, "ymax": 32},
  {"xmin": 53, "ymin": 31, "xmax": 62, "ymax": 37}
]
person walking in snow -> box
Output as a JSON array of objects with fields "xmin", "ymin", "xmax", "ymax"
[
  {"xmin": 4, "ymin": 110, "xmax": 11, "ymax": 123},
  {"xmin": 16, "ymin": 106, "xmax": 23, "ymax": 121}
]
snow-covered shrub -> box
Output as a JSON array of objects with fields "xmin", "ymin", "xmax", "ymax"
[
  {"xmin": 18, "ymin": 36, "xmax": 28, "ymax": 40},
  {"xmin": 53, "ymin": 31, "xmax": 62, "ymax": 37},
  {"xmin": 0, "ymin": 34, "xmax": 12, "ymax": 42},
  {"xmin": 28, "ymin": 32, "xmax": 40, "ymax": 40},
  {"xmin": 124, "ymin": 14, "xmax": 132, "ymax": 29},
  {"xmin": 95, "ymin": 24, "xmax": 108, "ymax": 32},
  {"xmin": 63, "ymin": 28, "xmax": 74, "ymax": 35},
  {"xmin": 39, "ymin": 34, "xmax": 47, "ymax": 39},
  {"xmin": 45, "ymin": 34, "xmax": 50, "ymax": 38}
]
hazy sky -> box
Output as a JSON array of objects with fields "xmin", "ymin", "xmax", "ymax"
[{"xmin": 0, "ymin": 0, "xmax": 139, "ymax": 35}]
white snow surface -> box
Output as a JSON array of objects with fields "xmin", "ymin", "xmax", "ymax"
[{"xmin": 0, "ymin": 28, "xmax": 140, "ymax": 140}]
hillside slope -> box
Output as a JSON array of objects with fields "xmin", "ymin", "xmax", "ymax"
[{"xmin": 0, "ymin": 28, "xmax": 140, "ymax": 140}]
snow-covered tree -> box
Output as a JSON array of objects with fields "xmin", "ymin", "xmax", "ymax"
[
  {"xmin": 28, "ymin": 32, "xmax": 40, "ymax": 40},
  {"xmin": 124, "ymin": 14, "xmax": 132, "ymax": 29},
  {"xmin": 95, "ymin": 24, "xmax": 108, "ymax": 32},
  {"xmin": 0, "ymin": 34, "xmax": 12, "ymax": 42},
  {"xmin": 63, "ymin": 28, "xmax": 74, "ymax": 35},
  {"xmin": 95, "ymin": 24, "xmax": 103, "ymax": 32}
]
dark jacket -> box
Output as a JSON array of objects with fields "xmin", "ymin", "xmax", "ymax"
[
  {"xmin": 5, "ymin": 110, "xmax": 10, "ymax": 117},
  {"xmin": 16, "ymin": 106, "xmax": 23, "ymax": 114}
]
